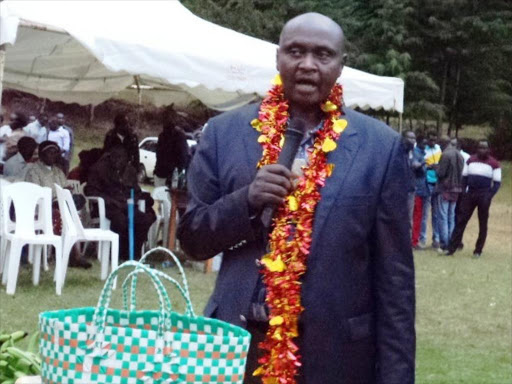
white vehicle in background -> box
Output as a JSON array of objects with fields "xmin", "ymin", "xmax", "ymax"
[
  {"xmin": 138, "ymin": 136, "xmax": 196, "ymax": 183},
  {"xmin": 138, "ymin": 137, "xmax": 157, "ymax": 182}
]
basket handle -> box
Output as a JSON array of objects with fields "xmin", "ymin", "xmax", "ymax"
[
  {"xmin": 121, "ymin": 268, "xmax": 195, "ymax": 317},
  {"xmin": 93, "ymin": 261, "xmax": 171, "ymax": 337},
  {"xmin": 126, "ymin": 247, "xmax": 194, "ymax": 314}
]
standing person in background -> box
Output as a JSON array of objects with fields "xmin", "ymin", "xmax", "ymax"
[
  {"xmin": 4, "ymin": 113, "xmax": 28, "ymax": 161},
  {"xmin": 422, "ymin": 131, "xmax": 442, "ymax": 250},
  {"xmin": 436, "ymin": 136, "xmax": 464, "ymax": 251},
  {"xmin": 412, "ymin": 135, "xmax": 428, "ymax": 249},
  {"xmin": 402, "ymin": 130, "xmax": 419, "ymax": 232},
  {"xmin": 56, "ymin": 113, "xmax": 74, "ymax": 173},
  {"xmin": 46, "ymin": 118, "xmax": 70, "ymax": 173},
  {"xmin": 154, "ymin": 112, "xmax": 190, "ymax": 187},
  {"xmin": 0, "ymin": 113, "xmax": 14, "ymax": 163},
  {"xmin": 3, "ymin": 136, "xmax": 37, "ymax": 180},
  {"xmin": 23, "ymin": 113, "xmax": 48, "ymax": 144},
  {"xmin": 104, "ymin": 113, "xmax": 140, "ymax": 170},
  {"xmin": 446, "ymin": 140, "xmax": 501, "ymax": 258}
]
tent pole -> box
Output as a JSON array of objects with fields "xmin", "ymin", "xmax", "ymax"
[
  {"xmin": 0, "ymin": 44, "xmax": 6, "ymax": 109},
  {"xmin": 134, "ymin": 75, "xmax": 142, "ymax": 130},
  {"xmin": 399, "ymin": 113, "xmax": 403, "ymax": 133}
]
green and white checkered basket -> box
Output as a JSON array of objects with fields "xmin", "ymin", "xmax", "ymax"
[{"xmin": 39, "ymin": 248, "xmax": 251, "ymax": 383}]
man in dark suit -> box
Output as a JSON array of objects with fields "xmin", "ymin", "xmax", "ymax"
[{"xmin": 178, "ymin": 12, "xmax": 415, "ymax": 384}]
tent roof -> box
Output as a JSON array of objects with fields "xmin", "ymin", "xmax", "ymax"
[{"xmin": 0, "ymin": 0, "xmax": 404, "ymax": 112}]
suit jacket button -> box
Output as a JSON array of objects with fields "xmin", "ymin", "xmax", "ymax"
[{"xmin": 239, "ymin": 315, "xmax": 247, "ymax": 322}]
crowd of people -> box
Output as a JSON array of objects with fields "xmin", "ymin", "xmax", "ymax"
[
  {"xmin": 0, "ymin": 107, "xmax": 201, "ymax": 262},
  {"xmin": 403, "ymin": 130, "xmax": 501, "ymax": 258}
]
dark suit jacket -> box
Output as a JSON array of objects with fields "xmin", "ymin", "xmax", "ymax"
[{"xmin": 177, "ymin": 103, "xmax": 415, "ymax": 384}]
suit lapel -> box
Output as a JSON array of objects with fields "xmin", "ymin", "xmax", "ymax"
[{"xmin": 313, "ymin": 111, "xmax": 362, "ymax": 235}]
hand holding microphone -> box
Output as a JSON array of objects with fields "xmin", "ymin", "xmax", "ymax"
[{"xmin": 247, "ymin": 119, "xmax": 306, "ymax": 229}]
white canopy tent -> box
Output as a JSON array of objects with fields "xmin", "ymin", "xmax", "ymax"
[{"xmin": 0, "ymin": 0, "xmax": 404, "ymax": 114}]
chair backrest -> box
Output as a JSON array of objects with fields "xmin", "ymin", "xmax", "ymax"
[
  {"xmin": 151, "ymin": 186, "xmax": 171, "ymax": 218},
  {"xmin": 0, "ymin": 179, "xmax": 12, "ymax": 233},
  {"xmin": 55, "ymin": 184, "xmax": 85, "ymax": 238},
  {"xmin": 65, "ymin": 179, "xmax": 82, "ymax": 194},
  {"xmin": 1, "ymin": 182, "xmax": 53, "ymax": 237}
]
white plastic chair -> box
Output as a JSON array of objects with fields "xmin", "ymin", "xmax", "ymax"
[
  {"xmin": 1, "ymin": 182, "xmax": 63, "ymax": 295},
  {"xmin": 0, "ymin": 180, "xmax": 49, "ymax": 275},
  {"xmin": 65, "ymin": 179, "xmax": 83, "ymax": 194},
  {"xmin": 55, "ymin": 185, "xmax": 119, "ymax": 286},
  {"xmin": 147, "ymin": 186, "xmax": 171, "ymax": 248},
  {"xmin": 0, "ymin": 178, "xmax": 12, "ymax": 274}
]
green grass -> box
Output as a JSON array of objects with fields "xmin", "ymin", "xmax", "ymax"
[{"xmin": 1, "ymin": 150, "xmax": 510, "ymax": 382}]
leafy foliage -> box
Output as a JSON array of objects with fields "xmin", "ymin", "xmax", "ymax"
[{"xmin": 182, "ymin": 0, "xmax": 512, "ymax": 158}]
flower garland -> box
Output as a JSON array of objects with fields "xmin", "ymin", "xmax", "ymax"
[{"xmin": 250, "ymin": 75, "xmax": 348, "ymax": 384}]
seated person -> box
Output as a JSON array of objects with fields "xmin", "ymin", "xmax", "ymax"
[
  {"xmin": 85, "ymin": 146, "xmax": 156, "ymax": 260},
  {"xmin": 68, "ymin": 148, "xmax": 103, "ymax": 184},
  {"xmin": 25, "ymin": 141, "xmax": 91, "ymax": 268},
  {"xmin": 3, "ymin": 136, "xmax": 37, "ymax": 180}
]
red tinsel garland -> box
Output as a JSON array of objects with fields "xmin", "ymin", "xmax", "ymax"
[{"xmin": 250, "ymin": 75, "xmax": 348, "ymax": 384}]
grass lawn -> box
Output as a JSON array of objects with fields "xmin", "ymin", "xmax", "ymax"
[{"xmin": 0, "ymin": 156, "xmax": 510, "ymax": 382}]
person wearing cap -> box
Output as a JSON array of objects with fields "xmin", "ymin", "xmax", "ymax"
[{"xmin": 25, "ymin": 141, "xmax": 91, "ymax": 269}]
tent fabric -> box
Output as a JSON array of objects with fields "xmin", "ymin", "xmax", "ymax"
[{"xmin": 0, "ymin": 0, "xmax": 404, "ymax": 112}]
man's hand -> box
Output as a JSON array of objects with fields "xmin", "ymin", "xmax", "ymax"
[{"xmin": 248, "ymin": 164, "xmax": 294, "ymax": 211}]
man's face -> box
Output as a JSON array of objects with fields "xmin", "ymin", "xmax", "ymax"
[
  {"xmin": 276, "ymin": 23, "xmax": 343, "ymax": 110},
  {"xmin": 427, "ymin": 136, "xmax": 437, "ymax": 147},
  {"xmin": 418, "ymin": 138, "xmax": 427, "ymax": 150},
  {"xmin": 477, "ymin": 141, "xmax": 489, "ymax": 159},
  {"xmin": 9, "ymin": 113, "xmax": 17, "ymax": 122},
  {"xmin": 57, "ymin": 113, "xmax": 65, "ymax": 126},
  {"xmin": 40, "ymin": 147, "xmax": 60, "ymax": 166},
  {"xmin": 40, "ymin": 115, "xmax": 49, "ymax": 126},
  {"xmin": 49, "ymin": 121, "xmax": 59, "ymax": 131},
  {"xmin": 403, "ymin": 132, "xmax": 416, "ymax": 151}
]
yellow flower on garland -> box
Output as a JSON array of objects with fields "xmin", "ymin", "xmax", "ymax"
[
  {"xmin": 272, "ymin": 74, "xmax": 282, "ymax": 86},
  {"xmin": 333, "ymin": 119, "xmax": 348, "ymax": 134},
  {"xmin": 251, "ymin": 118, "xmax": 263, "ymax": 132},
  {"xmin": 258, "ymin": 135, "xmax": 267, "ymax": 143},
  {"xmin": 269, "ymin": 316, "xmax": 284, "ymax": 326},
  {"xmin": 288, "ymin": 195, "xmax": 298, "ymax": 211},
  {"xmin": 321, "ymin": 100, "xmax": 338, "ymax": 112},
  {"xmin": 322, "ymin": 137, "xmax": 337, "ymax": 152},
  {"xmin": 261, "ymin": 255, "xmax": 286, "ymax": 272}
]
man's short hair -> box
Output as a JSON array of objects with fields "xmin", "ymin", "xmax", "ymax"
[{"xmin": 17, "ymin": 136, "xmax": 37, "ymax": 157}]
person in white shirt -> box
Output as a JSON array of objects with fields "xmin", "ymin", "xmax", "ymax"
[
  {"xmin": 46, "ymin": 118, "xmax": 70, "ymax": 172},
  {"xmin": 0, "ymin": 113, "xmax": 16, "ymax": 162},
  {"xmin": 23, "ymin": 113, "xmax": 48, "ymax": 144},
  {"xmin": 57, "ymin": 112, "xmax": 74, "ymax": 172},
  {"xmin": 3, "ymin": 136, "xmax": 37, "ymax": 180}
]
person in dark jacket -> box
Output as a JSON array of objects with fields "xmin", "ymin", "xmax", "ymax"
[
  {"xmin": 85, "ymin": 146, "xmax": 155, "ymax": 260},
  {"xmin": 436, "ymin": 136, "xmax": 464, "ymax": 250},
  {"xmin": 103, "ymin": 113, "xmax": 140, "ymax": 169},
  {"xmin": 153, "ymin": 113, "xmax": 190, "ymax": 187},
  {"xmin": 446, "ymin": 140, "xmax": 501, "ymax": 258},
  {"xmin": 178, "ymin": 13, "xmax": 415, "ymax": 384}
]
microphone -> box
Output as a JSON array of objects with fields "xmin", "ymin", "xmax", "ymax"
[{"xmin": 260, "ymin": 118, "xmax": 306, "ymax": 228}]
